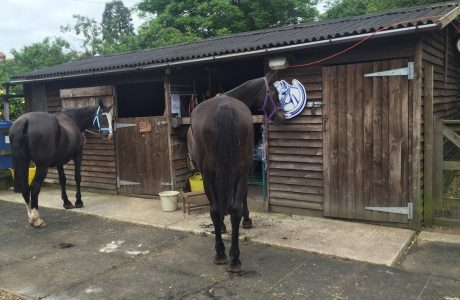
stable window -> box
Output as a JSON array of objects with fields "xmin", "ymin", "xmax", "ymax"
[{"xmin": 116, "ymin": 82, "xmax": 165, "ymax": 118}]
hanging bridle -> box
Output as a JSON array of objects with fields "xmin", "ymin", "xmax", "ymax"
[{"xmin": 259, "ymin": 77, "xmax": 283, "ymax": 122}]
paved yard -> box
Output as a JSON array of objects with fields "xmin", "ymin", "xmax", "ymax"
[{"xmin": 0, "ymin": 200, "xmax": 459, "ymax": 299}]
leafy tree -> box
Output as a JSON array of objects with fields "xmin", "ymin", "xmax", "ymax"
[
  {"xmin": 137, "ymin": 0, "xmax": 319, "ymax": 39},
  {"xmin": 102, "ymin": 1, "xmax": 135, "ymax": 45},
  {"xmin": 133, "ymin": 21, "xmax": 200, "ymax": 49},
  {"xmin": 322, "ymin": 0, "xmax": 444, "ymax": 19},
  {"xmin": 0, "ymin": 38, "xmax": 77, "ymax": 119},
  {"xmin": 9, "ymin": 37, "xmax": 77, "ymax": 72},
  {"xmin": 61, "ymin": 14, "xmax": 103, "ymax": 55}
]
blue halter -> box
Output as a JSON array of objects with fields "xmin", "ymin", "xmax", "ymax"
[{"xmin": 92, "ymin": 107, "xmax": 111, "ymax": 133}]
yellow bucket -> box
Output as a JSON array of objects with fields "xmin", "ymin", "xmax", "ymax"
[
  {"xmin": 189, "ymin": 173, "xmax": 204, "ymax": 192},
  {"xmin": 9, "ymin": 167, "xmax": 36, "ymax": 186}
]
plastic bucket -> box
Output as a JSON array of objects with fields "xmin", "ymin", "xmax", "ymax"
[
  {"xmin": 9, "ymin": 167, "xmax": 36, "ymax": 186},
  {"xmin": 189, "ymin": 173, "xmax": 204, "ymax": 192},
  {"xmin": 159, "ymin": 191, "xmax": 179, "ymax": 212}
]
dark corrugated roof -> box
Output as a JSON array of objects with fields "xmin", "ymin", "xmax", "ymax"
[{"xmin": 11, "ymin": 1, "xmax": 458, "ymax": 82}]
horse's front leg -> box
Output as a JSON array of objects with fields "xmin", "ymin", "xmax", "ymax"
[
  {"xmin": 57, "ymin": 165, "xmax": 74, "ymax": 209},
  {"xmin": 29, "ymin": 166, "xmax": 49, "ymax": 228},
  {"xmin": 73, "ymin": 152, "xmax": 84, "ymax": 208},
  {"xmin": 228, "ymin": 179, "xmax": 246, "ymax": 273}
]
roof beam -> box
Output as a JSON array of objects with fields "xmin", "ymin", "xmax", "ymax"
[{"xmin": 437, "ymin": 5, "xmax": 460, "ymax": 29}]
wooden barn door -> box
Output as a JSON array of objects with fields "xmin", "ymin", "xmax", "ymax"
[
  {"xmin": 116, "ymin": 116, "xmax": 170, "ymax": 195},
  {"xmin": 323, "ymin": 59, "xmax": 412, "ymax": 223}
]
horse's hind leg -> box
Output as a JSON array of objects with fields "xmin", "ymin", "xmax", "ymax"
[
  {"xmin": 73, "ymin": 152, "xmax": 84, "ymax": 208},
  {"xmin": 58, "ymin": 165, "xmax": 74, "ymax": 209},
  {"xmin": 242, "ymin": 186, "xmax": 253, "ymax": 229},
  {"xmin": 19, "ymin": 159, "xmax": 32, "ymax": 220},
  {"xmin": 29, "ymin": 166, "xmax": 49, "ymax": 228},
  {"xmin": 206, "ymin": 180, "xmax": 227, "ymax": 265},
  {"xmin": 228, "ymin": 179, "xmax": 245, "ymax": 273}
]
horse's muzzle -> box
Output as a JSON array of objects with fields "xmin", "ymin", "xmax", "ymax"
[{"xmin": 101, "ymin": 131, "xmax": 112, "ymax": 141}]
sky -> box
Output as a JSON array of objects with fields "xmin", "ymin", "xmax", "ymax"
[{"xmin": 0, "ymin": 0, "xmax": 143, "ymax": 58}]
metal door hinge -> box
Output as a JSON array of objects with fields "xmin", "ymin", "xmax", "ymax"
[
  {"xmin": 117, "ymin": 177, "xmax": 140, "ymax": 187},
  {"xmin": 161, "ymin": 181, "xmax": 173, "ymax": 189},
  {"xmin": 365, "ymin": 62, "xmax": 414, "ymax": 80},
  {"xmin": 365, "ymin": 202, "xmax": 413, "ymax": 219}
]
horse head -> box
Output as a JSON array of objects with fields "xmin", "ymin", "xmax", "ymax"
[
  {"xmin": 93, "ymin": 98, "xmax": 113, "ymax": 140},
  {"xmin": 260, "ymin": 76, "xmax": 286, "ymax": 125}
]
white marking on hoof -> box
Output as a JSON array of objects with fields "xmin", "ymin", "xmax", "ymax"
[
  {"xmin": 29, "ymin": 208, "xmax": 46, "ymax": 228},
  {"xmin": 99, "ymin": 240, "xmax": 124, "ymax": 253},
  {"xmin": 25, "ymin": 203, "xmax": 31, "ymax": 219}
]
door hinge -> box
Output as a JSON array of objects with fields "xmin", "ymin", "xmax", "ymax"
[
  {"xmin": 364, "ymin": 62, "xmax": 414, "ymax": 80},
  {"xmin": 365, "ymin": 202, "xmax": 413, "ymax": 219},
  {"xmin": 117, "ymin": 177, "xmax": 141, "ymax": 187},
  {"xmin": 161, "ymin": 181, "xmax": 173, "ymax": 189}
]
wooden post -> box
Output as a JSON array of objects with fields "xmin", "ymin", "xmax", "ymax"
[
  {"xmin": 433, "ymin": 118, "xmax": 444, "ymax": 213},
  {"xmin": 410, "ymin": 41, "xmax": 423, "ymax": 230},
  {"xmin": 164, "ymin": 73, "xmax": 175, "ymax": 190},
  {"xmin": 423, "ymin": 64, "xmax": 434, "ymax": 226},
  {"xmin": 2, "ymin": 84, "xmax": 10, "ymax": 121}
]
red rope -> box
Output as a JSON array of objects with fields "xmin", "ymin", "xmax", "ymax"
[{"xmin": 288, "ymin": 14, "xmax": 447, "ymax": 69}]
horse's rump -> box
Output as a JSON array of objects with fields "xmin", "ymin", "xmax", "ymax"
[
  {"xmin": 191, "ymin": 97, "xmax": 253, "ymax": 217},
  {"xmin": 9, "ymin": 117, "xmax": 29, "ymax": 193}
]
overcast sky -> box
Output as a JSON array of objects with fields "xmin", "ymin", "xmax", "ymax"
[{"xmin": 0, "ymin": 0, "xmax": 142, "ymax": 58}]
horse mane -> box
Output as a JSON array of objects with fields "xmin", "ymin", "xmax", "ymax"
[
  {"xmin": 222, "ymin": 77, "xmax": 266, "ymax": 108},
  {"xmin": 57, "ymin": 105, "xmax": 98, "ymax": 131}
]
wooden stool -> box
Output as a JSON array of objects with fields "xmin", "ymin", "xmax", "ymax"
[{"xmin": 182, "ymin": 191, "xmax": 209, "ymax": 214}]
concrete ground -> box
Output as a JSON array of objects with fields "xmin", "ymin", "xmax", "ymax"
[
  {"xmin": 0, "ymin": 199, "xmax": 460, "ymax": 300},
  {"xmin": 0, "ymin": 188, "xmax": 415, "ymax": 266}
]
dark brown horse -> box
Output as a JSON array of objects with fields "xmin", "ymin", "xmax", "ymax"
[
  {"xmin": 187, "ymin": 77, "xmax": 285, "ymax": 272},
  {"xmin": 9, "ymin": 99, "xmax": 113, "ymax": 228}
]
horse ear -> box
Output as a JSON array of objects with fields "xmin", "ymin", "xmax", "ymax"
[{"xmin": 98, "ymin": 98, "xmax": 104, "ymax": 107}]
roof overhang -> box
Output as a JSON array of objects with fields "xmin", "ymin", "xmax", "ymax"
[{"xmin": 9, "ymin": 23, "xmax": 440, "ymax": 85}]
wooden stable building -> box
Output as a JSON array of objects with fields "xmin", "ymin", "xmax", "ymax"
[{"xmin": 8, "ymin": 2, "xmax": 460, "ymax": 229}]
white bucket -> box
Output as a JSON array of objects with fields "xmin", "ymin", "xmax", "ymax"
[{"xmin": 159, "ymin": 191, "xmax": 179, "ymax": 212}]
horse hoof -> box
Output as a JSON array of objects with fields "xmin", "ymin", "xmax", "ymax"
[
  {"xmin": 242, "ymin": 219, "xmax": 253, "ymax": 229},
  {"xmin": 74, "ymin": 202, "xmax": 84, "ymax": 208},
  {"xmin": 228, "ymin": 263, "xmax": 242, "ymax": 273},
  {"xmin": 32, "ymin": 219, "xmax": 46, "ymax": 228},
  {"xmin": 63, "ymin": 203, "xmax": 74, "ymax": 209},
  {"xmin": 213, "ymin": 254, "xmax": 227, "ymax": 265}
]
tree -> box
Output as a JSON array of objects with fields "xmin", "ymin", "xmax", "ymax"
[
  {"xmin": 137, "ymin": 0, "xmax": 319, "ymax": 39},
  {"xmin": 0, "ymin": 38, "xmax": 77, "ymax": 120},
  {"xmin": 322, "ymin": 0, "xmax": 444, "ymax": 19},
  {"xmin": 61, "ymin": 15, "xmax": 103, "ymax": 55},
  {"xmin": 102, "ymin": 1, "xmax": 135, "ymax": 45},
  {"xmin": 133, "ymin": 21, "xmax": 200, "ymax": 49}
]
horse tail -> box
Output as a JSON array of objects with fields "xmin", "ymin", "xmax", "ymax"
[
  {"xmin": 214, "ymin": 104, "xmax": 239, "ymax": 218},
  {"xmin": 10, "ymin": 118, "xmax": 29, "ymax": 193}
]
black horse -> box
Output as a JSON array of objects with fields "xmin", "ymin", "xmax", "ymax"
[
  {"xmin": 187, "ymin": 77, "xmax": 285, "ymax": 272},
  {"xmin": 9, "ymin": 99, "xmax": 113, "ymax": 228}
]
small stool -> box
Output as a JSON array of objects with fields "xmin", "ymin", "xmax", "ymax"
[{"xmin": 182, "ymin": 191, "xmax": 209, "ymax": 214}]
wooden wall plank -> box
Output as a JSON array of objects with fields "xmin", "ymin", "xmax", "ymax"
[{"xmin": 268, "ymin": 65, "xmax": 325, "ymax": 212}]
